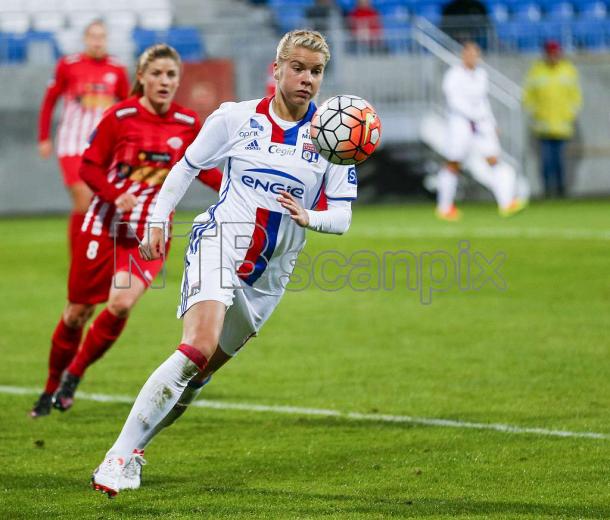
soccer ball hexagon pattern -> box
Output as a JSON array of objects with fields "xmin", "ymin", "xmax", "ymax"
[{"xmin": 310, "ymin": 95, "xmax": 382, "ymax": 165}]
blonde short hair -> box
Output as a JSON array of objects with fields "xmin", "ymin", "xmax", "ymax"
[
  {"xmin": 276, "ymin": 29, "xmax": 331, "ymax": 65},
  {"xmin": 130, "ymin": 44, "xmax": 182, "ymax": 97}
]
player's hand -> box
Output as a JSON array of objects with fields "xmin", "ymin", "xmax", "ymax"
[
  {"xmin": 38, "ymin": 140, "xmax": 53, "ymax": 159},
  {"xmin": 277, "ymin": 190, "xmax": 309, "ymax": 227},
  {"xmin": 139, "ymin": 226, "xmax": 165, "ymax": 261},
  {"xmin": 114, "ymin": 193, "xmax": 138, "ymax": 212}
]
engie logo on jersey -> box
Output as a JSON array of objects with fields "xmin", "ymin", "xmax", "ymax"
[
  {"xmin": 347, "ymin": 167, "xmax": 357, "ymax": 185},
  {"xmin": 301, "ymin": 142, "xmax": 319, "ymax": 163},
  {"xmin": 240, "ymin": 168, "xmax": 305, "ymax": 199}
]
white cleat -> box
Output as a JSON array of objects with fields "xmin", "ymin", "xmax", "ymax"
[
  {"xmin": 119, "ymin": 450, "xmax": 147, "ymax": 490},
  {"xmin": 91, "ymin": 455, "xmax": 126, "ymax": 498}
]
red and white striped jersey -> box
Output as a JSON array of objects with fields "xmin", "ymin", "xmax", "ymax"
[
  {"xmin": 81, "ymin": 97, "xmax": 201, "ymax": 240},
  {"xmin": 38, "ymin": 53, "xmax": 129, "ymax": 157}
]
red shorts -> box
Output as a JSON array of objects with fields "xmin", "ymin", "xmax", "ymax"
[
  {"xmin": 68, "ymin": 232, "xmax": 169, "ymax": 305},
  {"xmin": 58, "ymin": 155, "xmax": 83, "ymax": 187}
]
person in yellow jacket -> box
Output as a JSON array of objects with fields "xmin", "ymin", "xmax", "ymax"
[{"xmin": 523, "ymin": 40, "xmax": 582, "ymax": 197}]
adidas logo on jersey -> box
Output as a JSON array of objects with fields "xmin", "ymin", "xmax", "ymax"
[{"xmin": 245, "ymin": 140, "xmax": 260, "ymax": 151}]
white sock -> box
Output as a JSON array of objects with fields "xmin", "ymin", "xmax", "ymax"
[
  {"xmin": 493, "ymin": 162, "xmax": 516, "ymax": 209},
  {"xmin": 437, "ymin": 167, "xmax": 458, "ymax": 212},
  {"xmin": 106, "ymin": 350, "xmax": 203, "ymax": 460},
  {"xmin": 135, "ymin": 376, "xmax": 211, "ymax": 450},
  {"xmin": 469, "ymin": 158, "xmax": 515, "ymax": 210}
]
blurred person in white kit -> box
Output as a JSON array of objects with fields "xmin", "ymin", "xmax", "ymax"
[{"xmin": 436, "ymin": 41, "xmax": 525, "ymax": 221}]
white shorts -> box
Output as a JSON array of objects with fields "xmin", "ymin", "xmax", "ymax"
[
  {"xmin": 178, "ymin": 224, "xmax": 282, "ymax": 356},
  {"xmin": 445, "ymin": 115, "xmax": 501, "ymax": 163}
]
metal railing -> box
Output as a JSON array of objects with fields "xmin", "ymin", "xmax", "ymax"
[{"xmin": 411, "ymin": 17, "xmax": 525, "ymax": 169}]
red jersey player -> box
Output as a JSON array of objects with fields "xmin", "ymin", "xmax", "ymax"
[
  {"xmin": 38, "ymin": 20, "xmax": 129, "ymax": 254},
  {"xmin": 30, "ymin": 44, "xmax": 222, "ymax": 418}
]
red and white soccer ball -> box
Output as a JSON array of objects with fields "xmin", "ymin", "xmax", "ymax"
[{"xmin": 310, "ymin": 95, "xmax": 382, "ymax": 165}]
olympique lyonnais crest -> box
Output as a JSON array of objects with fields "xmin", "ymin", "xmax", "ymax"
[{"xmin": 301, "ymin": 142, "xmax": 319, "ymax": 163}]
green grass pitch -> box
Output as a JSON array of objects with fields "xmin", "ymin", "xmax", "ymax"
[{"xmin": 1, "ymin": 200, "xmax": 608, "ymax": 519}]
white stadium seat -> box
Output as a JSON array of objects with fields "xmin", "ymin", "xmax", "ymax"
[
  {"xmin": 132, "ymin": 0, "xmax": 170, "ymax": 10},
  {"xmin": 25, "ymin": 0, "xmax": 62, "ymax": 13},
  {"xmin": 139, "ymin": 10, "xmax": 172, "ymax": 31},
  {"xmin": 61, "ymin": 0, "xmax": 99, "ymax": 12},
  {"xmin": 98, "ymin": 0, "xmax": 128, "ymax": 13},
  {"xmin": 0, "ymin": 12, "xmax": 30, "ymax": 33},
  {"xmin": 104, "ymin": 10, "xmax": 138, "ymax": 32},
  {"xmin": 55, "ymin": 27, "xmax": 82, "ymax": 55},
  {"xmin": 31, "ymin": 12, "xmax": 65, "ymax": 32},
  {"xmin": 0, "ymin": 0, "xmax": 23, "ymax": 13},
  {"xmin": 66, "ymin": 10, "xmax": 101, "ymax": 31}
]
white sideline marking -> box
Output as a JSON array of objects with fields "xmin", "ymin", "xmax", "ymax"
[
  {"xmin": 353, "ymin": 226, "xmax": 610, "ymax": 241},
  {"xmin": 6, "ymin": 385, "xmax": 607, "ymax": 440}
]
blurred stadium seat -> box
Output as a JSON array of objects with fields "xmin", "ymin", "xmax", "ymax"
[
  {"xmin": 132, "ymin": 27, "xmax": 205, "ymax": 62},
  {"xmin": 139, "ymin": 10, "xmax": 173, "ymax": 31}
]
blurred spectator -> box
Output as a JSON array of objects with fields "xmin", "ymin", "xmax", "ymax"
[
  {"xmin": 347, "ymin": 0, "xmax": 382, "ymax": 50},
  {"xmin": 305, "ymin": 0, "xmax": 336, "ymax": 34},
  {"xmin": 523, "ymin": 41, "xmax": 582, "ymax": 197},
  {"xmin": 440, "ymin": 0, "xmax": 491, "ymax": 48},
  {"xmin": 38, "ymin": 20, "xmax": 129, "ymax": 255}
]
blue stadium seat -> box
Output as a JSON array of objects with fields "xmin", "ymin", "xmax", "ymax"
[
  {"xmin": 167, "ymin": 27, "xmax": 205, "ymax": 62},
  {"xmin": 572, "ymin": 18, "xmax": 607, "ymax": 49},
  {"xmin": 132, "ymin": 27, "xmax": 205, "ymax": 62},
  {"xmin": 269, "ymin": 0, "xmax": 313, "ymax": 7},
  {"xmin": 26, "ymin": 30, "xmax": 60, "ymax": 60},
  {"xmin": 496, "ymin": 21, "xmax": 541, "ymax": 51},
  {"xmin": 488, "ymin": 3, "xmax": 510, "ymax": 23},
  {"xmin": 578, "ymin": 1, "xmax": 607, "ymax": 19},
  {"xmin": 512, "ymin": 2, "xmax": 543, "ymax": 22},
  {"xmin": 274, "ymin": 9, "xmax": 306, "ymax": 33},
  {"xmin": 0, "ymin": 33, "xmax": 27, "ymax": 64},
  {"xmin": 413, "ymin": 2, "xmax": 442, "ymax": 24},
  {"xmin": 378, "ymin": 3, "xmax": 410, "ymax": 20},
  {"xmin": 381, "ymin": 3, "xmax": 410, "ymax": 53},
  {"xmin": 546, "ymin": 1, "xmax": 575, "ymax": 20},
  {"xmin": 336, "ymin": 0, "xmax": 357, "ymax": 13},
  {"xmin": 132, "ymin": 28, "xmax": 157, "ymax": 55}
]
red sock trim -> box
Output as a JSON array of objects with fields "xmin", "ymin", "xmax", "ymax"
[{"xmin": 177, "ymin": 344, "xmax": 208, "ymax": 372}]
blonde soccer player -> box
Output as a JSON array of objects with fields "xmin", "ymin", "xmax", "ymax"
[{"xmin": 91, "ymin": 30, "xmax": 358, "ymax": 497}]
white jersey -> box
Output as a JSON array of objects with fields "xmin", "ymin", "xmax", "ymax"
[
  {"xmin": 443, "ymin": 64, "xmax": 495, "ymax": 124},
  {"xmin": 153, "ymin": 97, "xmax": 357, "ymax": 298}
]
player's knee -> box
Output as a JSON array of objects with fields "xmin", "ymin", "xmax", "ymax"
[
  {"xmin": 446, "ymin": 161, "xmax": 460, "ymax": 173},
  {"xmin": 106, "ymin": 297, "xmax": 133, "ymax": 319},
  {"xmin": 181, "ymin": 335, "xmax": 218, "ymax": 360},
  {"xmin": 64, "ymin": 303, "xmax": 95, "ymax": 328}
]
